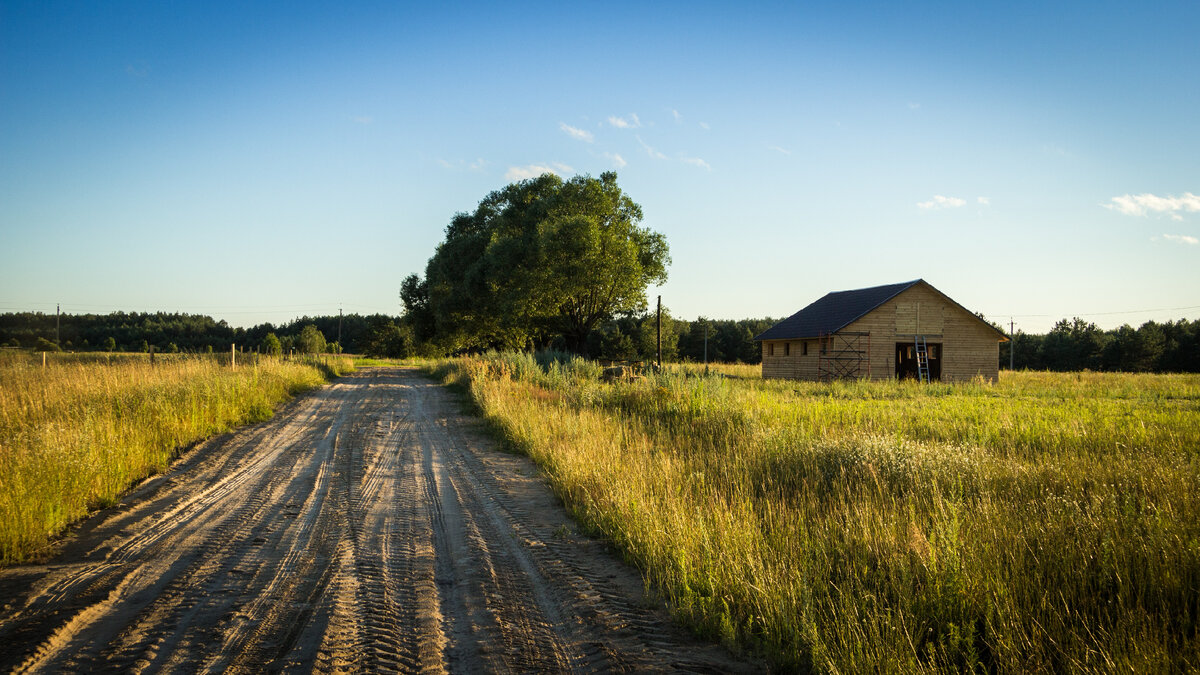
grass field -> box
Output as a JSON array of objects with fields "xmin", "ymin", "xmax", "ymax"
[
  {"xmin": 429, "ymin": 353, "xmax": 1200, "ymax": 672},
  {"xmin": 0, "ymin": 351, "xmax": 354, "ymax": 565}
]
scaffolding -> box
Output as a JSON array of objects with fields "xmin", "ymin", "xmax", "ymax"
[{"xmin": 818, "ymin": 331, "xmax": 871, "ymax": 382}]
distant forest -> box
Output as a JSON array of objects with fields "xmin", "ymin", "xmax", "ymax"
[
  {"xmin": 1, "ymin": 311, "xmax": 1197, "ymax": 373},
  {"xmin": 1000, "ymin": 317, "xmax": 1200, "ymax": 373}
]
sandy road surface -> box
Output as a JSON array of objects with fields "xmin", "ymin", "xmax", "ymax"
[{"xmin": 0, "ymin": 368, "xmax": 753, "ymax": 673}]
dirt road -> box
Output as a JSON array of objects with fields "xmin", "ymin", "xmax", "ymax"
[{"xmin": 0, "ymin": 368, "xmax": 752, "ymax": 673}]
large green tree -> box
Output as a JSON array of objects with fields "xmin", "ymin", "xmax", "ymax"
[{"xmin": 404, "ymin": 172, "xmax": 670, "ymax": 353}]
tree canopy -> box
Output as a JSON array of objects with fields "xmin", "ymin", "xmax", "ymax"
[{"xmin": 404, "ymin": 172, "xmax": 670, "ymax": 354}]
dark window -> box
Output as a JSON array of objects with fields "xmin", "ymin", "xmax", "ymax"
[
  {"xmin": 768, "ymin": 343, "xmax": 774, "ymax": 356},
  {"xmin": 784, "ymin": 342, "xmax": 790, "ymax": 356},
  {"xmin": 802, "ymin": 341, "xmax": 809, "ymax": 356}
]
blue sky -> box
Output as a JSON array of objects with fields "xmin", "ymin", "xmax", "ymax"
[{"xmin": 1, "ymin": 1, "xmax": 1197, "ymax": 333}]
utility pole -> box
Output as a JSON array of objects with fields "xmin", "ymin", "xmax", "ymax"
[
  {"xmin": 1010, "ymin": 317, "xmax": 1015, "ymax": 370},
  {"xmin": 656, "ymin": 295, "xmax": 662, "ymax": 368},
  {"xmin": 703, "ymin": 320, "xmax": 709, "ymax": 375},
  {"xmin": 56, "ymin": 303, "xmax": 60, "ymax": 347},
  {"xmin": 338, "ymin": 307, "xmax": 343, "ymax": 350}
]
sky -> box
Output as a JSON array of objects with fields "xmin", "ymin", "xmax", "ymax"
[{"xmin": 1, "ymin": 1, "xmax": 1197, "ymax": 334}]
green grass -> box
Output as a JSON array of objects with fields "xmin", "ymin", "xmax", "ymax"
[
  {"xmin": 427, "ymin": 353, "xmax": 1200, "ymax": 672},
  {"xmin": 0, "ymin": 352, "xmax": 354, "ymax": 565}
]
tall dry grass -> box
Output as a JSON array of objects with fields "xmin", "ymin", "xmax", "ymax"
[
  {"xmin": 429, "ymin": 353, "xmax": 1200, "ymax": 672},
  {"xmin": 0, "ymin": 352, "xmax": 353, "ymax": 564}
]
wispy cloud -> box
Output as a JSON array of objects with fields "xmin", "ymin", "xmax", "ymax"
[
  {"xmin": 603, "ymin": 152, "xmax": 627, "ymax": 168},
  {"xmin": 977, "ymin": 196, "xmax": 990, "ymax": 205},
  {"xmin": 908, "ymin": 102, "xmax": 920, "ymax": 110},
  {"xmin": 681, "ymin": 156, "xmax": 711, "ymax": 170},
  {"xmin": 351, "ymin": 115, "xmax": 374, "ymax": 125},
  {"xmin": 1105, "ymin": 192, "xmax": 1200, "ymax": 220},
  {"xmin": 125, "ymin": 62, "xmax": 150, "ymax": 78},
  {"xmin": 559, "ymin": 122, "xmax": 594, "ymax": 142},
  {"xmin": 671, "ymin": 109, "xmax": 682, "ymax": 122},
  {"xmin": 505, "ymin": 163, "xmax": 573, "ymax": 181},
  {"xmin": 608, "ymin": 114, "xmax": 641, "ymax": 129},
  {"xmin": 1160, "ymin": 233, "xmax": 1199, "ymax": 245},
  {"xmin": 917, "ymin": 195, "xmax": 967, "ymax": 210},
  {"xmin": 768, "ymin": 145, "xmax": 791, "ymax": 156},
  {"xmin": 469, "ymin": 158, "xmax": 486, "ymax": 170},
  {"xmin": 636, "ymin": 135, "xmax": 667, "ymax": 160},
  {"xmin": 698, "ymin": 121, "xmax": 710, "ymax": 130}
]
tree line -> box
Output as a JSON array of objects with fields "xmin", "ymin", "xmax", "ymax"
[
  {"xmin": 1002, "ymin": 317, "xmax": 1200, "ymax": 373},
  {"xmin": 4, "ymin": 310, "xmax": 1197, "ymax": 372},
  {"xmin": 0, "ymin": 311, "xmax": 410, "ymax": 358}
]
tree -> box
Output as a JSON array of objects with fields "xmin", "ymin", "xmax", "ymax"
[
  {"xmin": 35, "ymin": 337, "xmax": 61, "ymax": 352},
  {"xmin": 408, "ymin": 172, "xmax": 670, "ymax": 354},
  {"xmin": 103, "ymin": 336, "xmax": 117, "ymax": 352},
  {"xmin": 261, "ymin": 333, "xmax": 283, "ymax": 356},
  {"xmin": 297, "ymin": 324, "xmax": 327, "ymax": 354},
  {"xmin": 364, "ymin": 320, "xmax": 414, "ymax": 359},
  {"xmin": 1041, "ymin": 318, "xmax": 1107, "ymax": 371}
]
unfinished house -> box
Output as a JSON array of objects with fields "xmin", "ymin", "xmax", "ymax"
[{"xmin": 756, "ymin": 279, "xmax": 1009, "ymax": 382}]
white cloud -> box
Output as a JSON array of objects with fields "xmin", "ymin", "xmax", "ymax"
[
  {"xmin": 671, "ymin": 109, "xmax": 682, "ymax": 122},
  {"xmin": 698, "ymin": 121, "xmax": 710, "ymax": 130},
  {"xmin": 681, "ymin": 156, "xmax": 711, "ymax": 170},
  {"xmin": 351, "ymin": 115, "xmax": 373, "ymax": 125},
  {"xmin": 1162, "ymin": 233, "xmax": 1199, "ymax": 245},
  {"xmin": 977, "ymin": 196, "xmax": 990, "ymax": 205},
  {"xmin": 559, "ymin": 122, "xmax": 594, "ymax": 142},
  {"xmin": 1105, "ymin": 192, "xmax": 1200, "ymax": 218},
  {"xmin": 505, "ymin": 163, "xmax": 572, "ymax": 181},
  {"xmin": 917, "ymin": 195, "xmax": 967, "ymax": 210},
  {"xmin": 768, "ymin": 145, "xmax": 791, "ymax": 156},
  {"xmin": 608, "ymin": 113, "xmax": 641, "ymax": 129},
  {"xmin": 469, "ymin": 158, "xmax": 486, "ymax": 170},
  {"xmin": 603, "ymin": 152, "xmax": 627, "ymax": 168},
  {"xmin": 437, "ymin": 159, "xmax": 454, "ymax": 169},
  {"xmin": 636, "ymin": 135, "xmax": 667, "ymax": 160},
  {"xmin": 908, "ymin": 102, "xmax": 920, "ymax": 110}
]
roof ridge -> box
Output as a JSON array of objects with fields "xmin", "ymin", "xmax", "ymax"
[{"xmin": 753, "ymin": 279, "xmax": 1005, "ymax": 342}]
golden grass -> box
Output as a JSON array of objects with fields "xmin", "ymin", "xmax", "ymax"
[
  {"xmin": 429, "ymin": 353, "xmax": 1200, "ymax": 672},
  {"xmin": 0, "ymin": 352, "xmax": 353, "ymax": 564}
]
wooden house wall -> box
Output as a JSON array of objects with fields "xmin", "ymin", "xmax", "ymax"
[{"xmin": 761, "ymin": 339, "xmax": 820, "ymax": 380}]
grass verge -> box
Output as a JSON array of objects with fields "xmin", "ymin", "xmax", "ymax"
[
  {"xmin": 0, "ymin": 352, "xmax": 354, "ymax": 565},
  {"xmin": 427, "ymin": 352, "xmax": 1200, "ymax": 672}
]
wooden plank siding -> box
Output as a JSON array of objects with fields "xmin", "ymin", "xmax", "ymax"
[
  {"xmin": 761, "ymin": 339, "xmax": 821, "ymax": 380},
  {"xmin": 761, "ymin": 284, "xmax": 1003, "ymax": 382}
]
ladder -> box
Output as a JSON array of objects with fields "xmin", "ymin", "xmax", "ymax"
[{"xmin": 914, "ymin": 335, "xmax": 930, "ymax": 383}]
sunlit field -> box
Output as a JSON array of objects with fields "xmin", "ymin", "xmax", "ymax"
[
  {"xmin": 429, "ymin": 353, "xmax": 1200, "ymax": 672},
  {"xmin": 0, "ymin": 352, "xmax": 354, "ymax": 565}
]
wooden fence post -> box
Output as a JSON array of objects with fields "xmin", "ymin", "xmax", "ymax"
[{"xmin": 231, "ymin": 343, "xmax": 236, "ymax": 370}]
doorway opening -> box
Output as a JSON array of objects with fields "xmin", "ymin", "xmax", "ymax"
[{"xmin": 895, "ymin": 342, "xmax": 942, "ymax": 381}]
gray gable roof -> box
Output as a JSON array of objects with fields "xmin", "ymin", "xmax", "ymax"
[
  {"xmin": 755, "ymin": 280, "xmax": 921, "ymax": 341},
  {"xmin": 756, "ymin": 279, "xmax": 1009, "ymax": 342}
]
